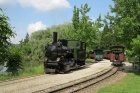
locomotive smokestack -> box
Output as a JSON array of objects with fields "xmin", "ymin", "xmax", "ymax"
[{"xmin": 53, "ymin": 32, "xmax": 57, "ymax": 44}]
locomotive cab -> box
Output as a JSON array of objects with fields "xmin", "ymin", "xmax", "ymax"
[{"xmin": 67, "ymin": 40, "xmax": 86, "ymax": 65}]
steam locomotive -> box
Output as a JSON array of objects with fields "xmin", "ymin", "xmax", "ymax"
[{"xmin": 44, "ymin": 32, "xmax": 86, "ymax": 73}]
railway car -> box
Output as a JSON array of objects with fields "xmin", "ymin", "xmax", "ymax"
[
  {"xmin": 94, "ymin": 49, "xmax": 103, "ymax": 61},
  {"xmin": 87, "ymin": 51, "xmax": 94, "ymax": 59},
  {"xmin": 44, "ymin": 32, "xmax": 86, "ymax": 73},
  {"xmin": 103, "ymin": 50, "xmax": 111, "ymax": 59},
  {"xmin": 110, "ymin": 45, "xmax": 125, "ymax": 65}
]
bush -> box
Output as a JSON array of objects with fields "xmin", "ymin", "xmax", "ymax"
[{"xmin": 6, "ymin": 50, "xmax": 23, "ymax": 75}]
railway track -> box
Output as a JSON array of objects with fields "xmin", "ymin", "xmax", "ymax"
[{"xmin": 34, "ymin": 66, "xmax": 118, "ymax": 93}]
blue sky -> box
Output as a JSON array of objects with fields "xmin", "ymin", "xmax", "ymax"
[{"xmin": 0, "ymin": 0, "xmax": 114, "ymax": 44}]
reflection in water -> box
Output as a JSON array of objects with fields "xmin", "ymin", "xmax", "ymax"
[{"xmin": 0, "ymin": 62, "xmax": 7, "ymax": 74}]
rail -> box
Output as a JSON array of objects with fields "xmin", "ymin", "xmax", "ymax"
[{"xmin": 34, "ymin": 66, "xmax": 118, "ymax": 93}]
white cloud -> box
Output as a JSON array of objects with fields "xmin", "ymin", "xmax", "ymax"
[
  {"xmin": 0, "ymin": 0, "xmax": 71, "ymax": 12},
  {"xmin": 17, "ymin": 0, "xmax": 71, "ymax": 12},
  {"xmin": 91, "ymin": 17, "xmax": 96, "ymax": 22},
  {"xmin": 10, "ymin": 30, "xmax": 26, "ymax": 44},
  {"xmin": 0, "ymin": 0, "xmax": 16, "ymax": 6},
  {"xmin": 28, "ymin": 21, "xmax": 46, "ymax": 35},
  {"xmin": 10, "ymin": 36, "xmax": 21, "ymax": 44},
  {"xmin": 10, "ymin": 21, "xmax": 46, "ymax": 44}
]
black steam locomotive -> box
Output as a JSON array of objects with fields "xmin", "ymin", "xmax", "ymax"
[{"xmin": 44, "ymin": 32, "xmax": 86, "ymax": 73}]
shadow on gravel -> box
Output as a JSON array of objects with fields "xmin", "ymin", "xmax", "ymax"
[
  {"xmin": 57, "ymin": 62, "xmax": 95, "ymax": 74},
  {"xmin": 47, "ymin": 63, "xmax": 93, "ymax": 75},
  {"xmin": 121, "ymin": 62, "xmax": 140, "ymax": 76},
  {"xmin": 63, "ymin": 66, "xmax": 91, "ymax": 74}
]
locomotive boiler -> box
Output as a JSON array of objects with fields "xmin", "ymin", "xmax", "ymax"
[{"xmin": 44, "ymin": 32, "xmax": 86, "ymax": 73}]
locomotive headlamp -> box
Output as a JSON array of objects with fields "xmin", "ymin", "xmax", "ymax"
[
  {"xmin": 44, "ymin": 57, "xmax": 48, "ymax": 61},
  {"xmin": 57, "ymin": 57, "xmax": 60, "ymax": 61}
]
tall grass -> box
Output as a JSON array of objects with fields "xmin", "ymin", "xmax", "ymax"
[
  {"xmin": 20, "ymin": 64, "xmax": 44, "ymax": 77},
  {"xmin": 97, "ymin": 70, "xmax": 140, "ymax": 93},
  {"xmin": 0, "ymin": 64, "xmax": 44, "ymax": 81}
]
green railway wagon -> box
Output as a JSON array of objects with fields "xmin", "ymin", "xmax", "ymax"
[{"xmin": 94, "ymin": 49, "xmax": 103, "ymax": 61}]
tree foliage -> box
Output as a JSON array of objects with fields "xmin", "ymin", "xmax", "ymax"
[
  {"xmin": 127, "ymin": 35, "xmax": 140, "ymax": 63},
  {"xmin": 131, "ymin": 35, "xmax": 140, "ymax": 59},
  {"xmin": 71, "ymin": 3, "xmax": 103, "ymax": 50},
  {"xmin": 6, "ymin": 45, "xmax": 23, "ymax": 75},
  {"xmin": 106, "ymin": 0, "xmax": 140, "ymax": 49},
  {"xmin": 0, "ymin": 8, "xmax": 23, "ymax": 75},
  {"xmin": 20, "ymin": 33, "xmax": 31, "ymax": 56},
  {"xmin": 24, "ymin": 33, "xmax": 29, "ymax": 44},
  {"xmin": 93, "ymin": 15, "xmax": 104, "ymax": 49},
  {"xmin": 0, "ymin": 8, "xmax": 15, "ymax": 64}
]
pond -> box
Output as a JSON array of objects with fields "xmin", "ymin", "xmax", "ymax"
[{"xmin": 0, "ymin": 62, "xmax": 7, "ymax": 74}]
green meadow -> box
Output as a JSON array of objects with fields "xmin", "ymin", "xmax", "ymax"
[
  {"xmin": 0, "ymin": 65, "xmax": 44, "ymax": 81},
  {"xmin": 97, "ymin": 70, "xmax": 140, "ymax": 93}
]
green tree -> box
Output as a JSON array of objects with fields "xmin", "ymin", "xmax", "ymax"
[
  {"xmin": 24, "ymin": 33, "xmax": 29, "ymax": 44},
  {"xmin": 131, "ymin": 36, "xmax": 140, "ymax": 61},
  {"xmin": 108, "ymin": 0, "xmax": 140, "ymax": 49},
  {"xmin": 71, "ymin": 3, "xmax": 100, "ymax": 50},
  {"xmin": 30, "ymin": 30, "xmax": 52, "ymax": 63},
  {"xmin": 126, "ymin": 35, "xmax": 140, "ymax": 67},
  {"xmin": 103, "ymin": 12, "xmax": 124, "ymax": 47},
  {"xmin": 21, "ymin": 33, "xmax": 31, "ymax": 57},
  {"xmin": 6, "ymin": 45, "xmax": 23, "ymax": 75},
  {"xmin": 93, "ymin": 15, "xmax": 104, "ymax": 49},
  {"xmin": 79, "ymin": 4, "xmax": 94, "ymax": 45},
  {"xmin": 101, "ymin": 19, "xmax": 115, "ymax": 49},
  {"xmin": 0, "ymin": 8, "xmax": 15, "ymax": 64},
  {"xmin": 72, "ymin": 6, "xmax": 80, "ymax": 31}
]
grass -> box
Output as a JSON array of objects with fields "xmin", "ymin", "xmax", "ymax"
[
  {"xmin": 0, "ymin": 64, "xmax": 44, "ymax": 81},
  {"xmin": 97, "ymin": 70, "xmax": 140, "ymax": 93},
  {"xmin": 85, "ymin": 58, "xmax": 95, "ymax": 63}
]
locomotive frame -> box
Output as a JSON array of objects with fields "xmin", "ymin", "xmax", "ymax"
[{"xmin": 44, "ymin": 32, "xmax": 86, "ymax": 73}]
